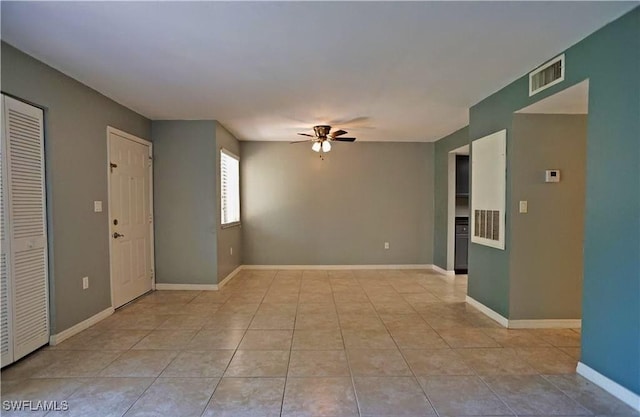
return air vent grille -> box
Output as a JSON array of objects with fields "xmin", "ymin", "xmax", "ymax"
[
  {"xmin": 474, "ymin": 209, "xmax": 500, "ymax": 241},
  {"xmin": 529, "ymin": 54, "xmax": 565, "ymax": 96}
]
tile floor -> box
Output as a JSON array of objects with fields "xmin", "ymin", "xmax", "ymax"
[{"xmin": 1, "ymin": 269, "xmax": 638, "ymax": 417}]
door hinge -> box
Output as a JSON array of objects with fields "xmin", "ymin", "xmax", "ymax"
[
  {"xmin": 148, "ymin": 215, "xmax": 153, "ymax": 224},
  {"xmin": 150, "ymin": 269, "xmax": 154, "ymax": 279}
]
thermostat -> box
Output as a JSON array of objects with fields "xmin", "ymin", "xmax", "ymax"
[{"xmin": 545, "ymin": 170, "xmax": 560, "ymax": 183}]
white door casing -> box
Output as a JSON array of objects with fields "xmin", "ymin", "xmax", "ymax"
[
  {"xmin": 107, "ymin": 127, "xmax": 154, "ymax": 308},
  {"xmin": 1, "ymin": 95, "xmax": 49, "ymax": 364}
]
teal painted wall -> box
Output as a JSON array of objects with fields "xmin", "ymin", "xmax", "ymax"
[
  {"xmin": 467, "ymin": 7, "xmax": 639, "ymax": 394},
  {"xmin": 467, "ymin": 77, "xmax": 522, "ymax": 318},
  {"xmin": 433, "ymin": 126, "xmax": 468, "ymax": 269},
  {"xmin": 152, "ymin": 120, "xmax": 219, "ymax": 285}
]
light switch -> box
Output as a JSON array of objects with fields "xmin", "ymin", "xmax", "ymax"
[
  {"xmin": 519, "ymin": 201, "xmax": 528, "ymax": 214},
  {"xmin": 94, "ymin": 201, "xmax": 103, "ymax": 212}
]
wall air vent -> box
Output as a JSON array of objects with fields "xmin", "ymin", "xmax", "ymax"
[
  {"xmin": 474, "ymin": 209, "xmax": 500, "ymax": 241},
  {"xmin": 529, "ymin": 54, "xmax": 565, "ymax": 96}
]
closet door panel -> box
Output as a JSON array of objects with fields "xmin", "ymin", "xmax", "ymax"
[
  {"xmin": 0, "ymin": 253, "xmax": 11, "ymax": 366},
  {"xmin": 12, "ymin": 248, "xmax": 48, "ymax": 358},
  {"xmin": 3, "ymin": 95, "xmax": 49, "ymax": 361},
  {"xmin": 0, "ymin": 121, "xmax": 13, "ymax": 365}
]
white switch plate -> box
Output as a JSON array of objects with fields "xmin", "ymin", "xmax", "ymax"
[
  {"xmin": 82, "ymin": 276, "xmax": 89, "ymax": 290},
  {"xmin": 94, "ymin": 201, "xmax": 103, "ymax": 212},
  {"xmin": 230, "ymin": 247, "xmax": 233, "ymax": 255},
  {"xmin": 384, "ymin": 242, "xmax": 390, "ymax": 249},
  {"xmin": 519, "ymin": 201, "xmax": 528, "ymax": 213}
]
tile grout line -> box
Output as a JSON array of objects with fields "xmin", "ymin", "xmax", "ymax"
[
  {"xmin": 200, "ymin": 269, "xmax": 276, "ymax": 416},
  {"xmin": 40, "ymin": 293, "xmax": 194, "ymax": 417},
  {"xmin": 278, "ymin": 269, "xmax": 303, "ymax": 417},
  {"xmin": 8, "ymin": 270, "xmax": 599, "ymax": 417},
  {"xmin": 122, "ymin": 290, "xmax": 208, "ymax": 417},
  {"xmin": 538, "ymin": 374, "xmax": 597, "ymax": 415},
  {"xmin": 195, "ymin": 282, "xmax": 255, "ymax": 417},
  {"xmin": 476, "ymin": 373, "xmax": 519, "ymax": 417},
  {"xmin": 334, "ymin": 270, "xmax": 364, "ymax": 417},
  {"xmin": 360, "ymin": 270, "xmax": 442, "ymax": 417}
]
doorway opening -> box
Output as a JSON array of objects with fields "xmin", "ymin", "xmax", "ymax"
[{"xmin": 446, "ymin": 145, "xmax": 469, "ymax": 275}]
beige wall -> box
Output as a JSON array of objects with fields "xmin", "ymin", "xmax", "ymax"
[
  {"xmin": 509, "ymin": 114, "xmax": 587, "ymax": 319},
  {"xmin": 240, "ymin": 141, "xmax": 434, "ymax": 265}
]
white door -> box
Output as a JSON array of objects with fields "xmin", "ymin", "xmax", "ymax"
[
  {"xmin": 1, "ymin": 95, "xmax": 49, "ymax": 364},
  {"xmin": 108, "ymin": 128, "xmax": 153, "ymax": 308}
]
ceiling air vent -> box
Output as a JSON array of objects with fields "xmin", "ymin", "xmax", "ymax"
[{"xmin": 529, "ymin": 54, "xmax": 565, "ymax": 96}]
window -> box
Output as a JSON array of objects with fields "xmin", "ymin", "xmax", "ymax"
[{"xmin": 220, "ymin": 149, "xmax": 240, "ymax": 227}]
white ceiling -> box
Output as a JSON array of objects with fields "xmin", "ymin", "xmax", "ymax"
[
  {"xmin": 1, "ymin": 2, "xmax": 636, "ymax": 142},
  {"xmin": 517, "ymin": 80, "xmax": 589, "ymax": 114}
]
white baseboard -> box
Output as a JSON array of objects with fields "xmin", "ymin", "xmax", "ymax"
[
  {"xmin": 242, "ymin": 264, "xmax": 434, "ymax": 270},
  {"xmin": 155, "ymin": 283, "xmax": 218, "ymax": 291},
  {"xmin": 466, "ymin": 296, "xmax": 582, "ymax": 329},
  {"xmin": 465, "ymin": 295, "xmax": 509, "ymax": 327},
  {"xmin": 153, "ymin": 264, "xmax": 455, "ymax": 292},
  {"xmin": 509, "ymin": 319, "xmax": 582, "ymax": 329},
  {"xmin": 155, "ymin": 264, "xmax": 438, "ymax": 292},
  {"xmin": 155, "ymin": 265, "xmax": 243, "ymax": 291},
  {"xmin": 576, "ymin": 362, "xmax": 640, "ymax": 411},
  {"xmin": 49, "ymin": 306, "xmax": 114, "ymax": 345},
  {"xmin": 218, "ymin": 265, "xmax": 243, "ymax": 289},
  {"xmin": 431, "ymin": 264, "xmax": 455, "ymax": 276}
]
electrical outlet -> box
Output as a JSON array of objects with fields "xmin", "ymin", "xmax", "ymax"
[
  {"xmin": 384, "ymin": 242, "xmax": 390, "ymax": 250},
  {"xmin": 82, "ymin": 276, "xmax": 89, "ymax": 290},
  {"xmin": 230, "ymin": 247, "xmax": 233, "ymax": 255},
  {"xmin": 519, "ymin": 200, "xmax": 528, "ymax": 214}
]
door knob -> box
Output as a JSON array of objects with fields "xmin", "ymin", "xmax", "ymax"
[{"xmin": 113, "ymin": 232, "xmax": 125, "ymax": 239}]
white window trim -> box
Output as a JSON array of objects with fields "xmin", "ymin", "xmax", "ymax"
[{"xmin": 220, "ymin": 148, "xmax": 241, "ymax": 228}]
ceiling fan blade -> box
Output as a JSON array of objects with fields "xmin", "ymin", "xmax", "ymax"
[
  {"xmin": 290, "ymin": 139, "xmax": 313, "ymax": 144},
  {"xmin": 297, "ymin": 133, "xmax": 315, "ymax": 137},
  {"xmin": 330, "ymin": 129, "xmax": 348, "ymax": 137},
  {"xmin": 332, "ymin": 137, "xmax": 356, "ymax": 142}
]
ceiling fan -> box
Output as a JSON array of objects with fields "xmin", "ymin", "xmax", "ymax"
[{"xmin": 290, "ymin": 125, "xmax": 356, "ymax": 153}]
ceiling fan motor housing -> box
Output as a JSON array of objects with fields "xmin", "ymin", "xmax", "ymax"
[{"xmin": 313, "ymin": 125, "xmax": 332, "ymax": 138}]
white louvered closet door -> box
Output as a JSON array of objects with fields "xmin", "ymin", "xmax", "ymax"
[
  {"xmin": 1, "ymin": 95, "xmax": 49, "ymax": 365},
  {"xmin": 0, "ymin": 98, "xmax": 14, "ymax": 367}
]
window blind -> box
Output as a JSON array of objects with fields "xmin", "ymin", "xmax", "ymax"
[{"xmin": 220, "ymin": 149, "xmax": 240, "ymax": 226}]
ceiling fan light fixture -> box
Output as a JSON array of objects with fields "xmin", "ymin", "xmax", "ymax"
[{"xmin": 295, "ymin": 125, "xmax": 356, "ymax": 153}]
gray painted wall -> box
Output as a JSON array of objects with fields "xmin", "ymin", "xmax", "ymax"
[
  {"xmin": 215, "ymin": 123, "xmax": 242, "ymax": 280},
  {"xmin": 1, "ymin": 42, "xmax": 151, "ymax": 333},
  {"xmin": 152, "ymin": 121, "xmax": 218, "ymax": 285},
  {"xmin": 509, "ymin": 114, "xmax": 586, "ymax": 320},
  {"xmin": 241, "ymin": 141, "xmax": 434, "ymax": 265}
]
